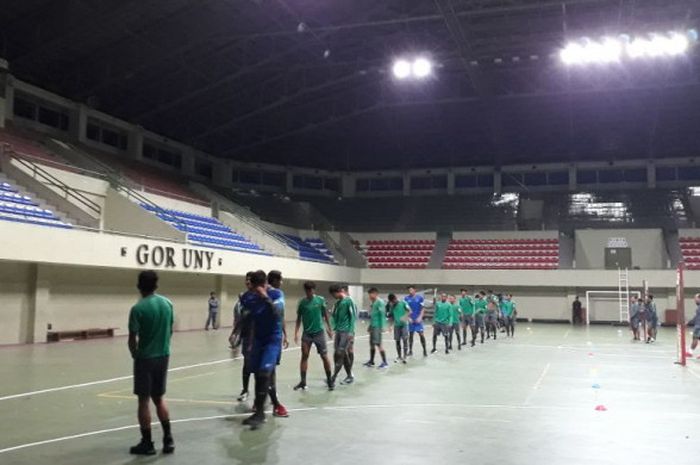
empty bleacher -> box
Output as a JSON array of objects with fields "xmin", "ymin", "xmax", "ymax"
[
  {"xmin": 277, "ymin": 234, "xmax": 336, "ymax": 264},
  {"xmin": 679, "ymin": 236, "xmax": 700, "ymax": 270},
  {"xmin": 140, "ymin": 204, "xmax": 268, "ymax": 254},
  {"xmin": 0, "ymin": 180, "xmax": 71, "ymax": 229},
  {"xmin": 442, "ymin": 238, "xmax": 559, "ymax": 270},
  {"xmin": 359, "ymin": 239, "xmax": 436, "ymax": 269}
]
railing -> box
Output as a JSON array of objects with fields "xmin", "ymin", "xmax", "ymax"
[{"xmin": 2, "ymin": 145, "xmax": 102, "ymax": 217}]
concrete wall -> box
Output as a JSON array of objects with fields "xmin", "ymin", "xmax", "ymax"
[
  {"xmin": 452, "ymin": 230, "xmax": 558, "ymax": 240},
  {"xmin": 575, "ymin": 228, "xmax": 667, "ymax": 269},
  {"xmin": 102, "ymin": 189, "xmax": 186, "ymax": 240},
  {"xmin": 349, "ymin": 231, "xmax": 437, "ymax": 242},
  {"xmin": 0, "ymin": 262, "xmax": 33, "ymax": 344},
  {"xmin": 139, "ymin": 191, "xmax": 211, "ymax": 216}
]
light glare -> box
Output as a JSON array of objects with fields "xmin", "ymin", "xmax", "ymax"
[
  {"xmin": 560, "ymin": 30, "xmax": 694, "ymax": 65},
  {"xmin": 412, "ymin": 57, "xmax": 433, "ymax": 78},
  {"xmin": 392, "ymin": 59, "xmax": 411, "ymax": 79}
]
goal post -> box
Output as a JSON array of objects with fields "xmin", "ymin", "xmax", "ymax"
[
  {"xmin": 585, "ymin": 290, "xmax": 641, "ymax": 325},
  {"xmin": 676, "ymin": 262, "xmax": 687, "ymax": 366}
]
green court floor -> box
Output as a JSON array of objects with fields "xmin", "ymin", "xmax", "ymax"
[{"xmin": 1, "ymin": 322, "xmax": 699, "ymax": 465}]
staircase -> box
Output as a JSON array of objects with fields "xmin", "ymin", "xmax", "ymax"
[{"xmin": 428, "ymin": 231, "xmax": 452, "ymax": 269}]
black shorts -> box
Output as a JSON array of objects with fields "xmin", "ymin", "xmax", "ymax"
[
  {"xmin": 302, "ymin": 331, "xmax": 328, "ymax": 355},
  {"xmin": 334, "ymin": 332, "xmax": 355, "ymax": 353},
  {"xmin": 133, "ymin": 355, "xmax": 169, "ymax": 398}
]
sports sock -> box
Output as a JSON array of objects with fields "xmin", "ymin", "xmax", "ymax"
[
  {"xmin": 408, "ymin": 332, "xmax": 414, "ymax": 353},
  {"xmin": 395, "ymin": 341, "xmax": 402, "ymax": 359},
  {"xmin": 268, "ymin": 371, "xmax": 280, "ymax": 407},
  {"xmin": 380, "ymin": 350, "xmax": 387, "ymax": 364},
  {"xmin": 254, "ymin": 372, "xmax": 271, "ymax": 413},
  {"xmin": 300, "ymin": 370, "xmax": 307, "ymax": 384},
  {"xmin": 160, "ymin": 420, "xmax": 171, "ymax": 439},
  {"xmin": 141, "ymin": 427, "xmax": 152, "ymax": 443},
  {"xmin": 369, "ymin": 347, "xmax": 376, "ymax": 364},
  {"xmin": 420, "ymin": 334, "xmax": 427, "ymax": 354}
]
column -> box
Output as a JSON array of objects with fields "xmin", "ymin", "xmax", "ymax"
[
  {"xmin": 341, "ymin": 173, "xmax": 355, "ymax": 198},
  {"xmin": 3, "ymin": 74, "xmax": 14, "ymax": 126},
  {"xmin": 568, "ymin": 165, "xmax": 577, "ymax": 191},
  {"xmin": 74, "ymin": 104, "xmax": 89, "ymax": 143},
  {"xmin": 215, "ymin": 275, "xmax": 228, "ymax": 329},
  {"xmin": 447, "ymin": 171, "xmax": 455, "ymax": 195},
  {"xmin": 28, "ymin": 264, "xmax": 52, "ymax": 344},
  {"xmin": 493, "ymin": 171, "xmax": 502, "ymax": 194},
  {"xmin": 403, "ymin": 172, "xmax": 410, "ymax": 196},
  {"xmin": 212, "ymin": 159, "xmax": 230, "ymax": 188},
  {"xmin": 647, "ymin": 161, "xmax": 656, "ymax": 189},
  {"xmin": 285, "ymin": 171, "xmax": 294, "ymax": 193},
  {"xmin": 181, "ymin": 148, "xmax": 196, "ymax": 177},
  {"xmin": 128, "ymin": 128, "xmax": 144, "ymax": 161}
]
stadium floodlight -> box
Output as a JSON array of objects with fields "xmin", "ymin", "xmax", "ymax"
[
  {"xmin": 560, "ymin": 30, "xmax": 694, "ymax": 65},
  {"xmin": 392, "ymin": 59, "xmax": 412, "ymax": 79},
  {"xmin": 392, "ymin": 56, "xmax": 434, "ymax": 80},
  {"xmin": 412, "ymin": 57, "xmax": 433, "ymax": 78}
]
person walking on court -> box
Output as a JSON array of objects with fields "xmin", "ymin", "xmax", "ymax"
[
  {"xmin": 329, "ymin": 284, "xmax": 358, "ymax": 389},
  {"xmin": 448, "ymin": 294, "xmax": 462, "ymax": 350},
  {"xmin": 293, "ymin": 281, "xmax": 334, "ymax": 390},
  {"xmin": 431, "ymin": 293, "xmax": 452, "ymax": 354},
  {"xmin": 572, "ymin": 296, "xmax": 583, "ymax": 325},
  {"xmin": 404, "ymin": 286, "xmax": 428, "ymax": 357},
  {"xmin": 364, "ymin": 287, "xmax": 388, "ymax": 368},
  {"xmin": 687, "ymin": 294, "xmax": 700, "ymax": 357},
  {"xmin": 265, "ymin": 270, "xmax": 289, "ymax": 418},
  {"xmin": 644, "ymin": 294, "xmax": 658, "ymax": 343},
  {"xmin": 629, "ymin": 295, "xmax": 642, "ymax": 341},
  {"xmin": 205, "ymin": 291, "xmax": 219, "ymax": 330},
  {"xmin": 230, "ymin": 272, "xmax": 254, "ymax": 402},
  {"xmin": 501, "ymin": 294, "xmax": 517, "ymax": 338},
  {"xmin": 388, "ymin": 293, "xmax": 410, "ymax": 363},
  {"xmin": 240, "ymin": 270, "xmax": 285, "ymax": 429},
  {"xmin": 128, "ymin": 270, "xmax": 175, "ymax": 455},
  {"xmin": 459, "ymin": 288, "xmax": 474, "ymax": 347},
  {"xmin": 474, "ymin": 292, "xmax": 487, "ymax": 344}
]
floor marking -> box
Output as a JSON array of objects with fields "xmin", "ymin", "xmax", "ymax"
[
  {"xmin": 563, "ymin": 329, "xmax": 571, "ymax": 340},
  {"xmin": 523, "ymin": 362, "xmax": 551, "ymax": 406},
  {"xmin": 97, "ymin": 393, "xmax": 236, "ymax": 406},
  {"xmin": 0, "ymin": 335, "xmax": 370, "ymax": 402}
]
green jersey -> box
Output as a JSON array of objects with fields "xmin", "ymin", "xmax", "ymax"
[
  {"xmin": 434, "ymin": 301, "xmax": 452, "ymax": 324},
  {"xmin": 392, "ymin": 300, "xmax": 410, "ymax": 328},
  {"xmin": 474, "ymin": 298, "xmax": 487, "ymax": 315},
  {"xmin": 332, "ymin": 296, "xmax": 357, "ymax": 333},
  {"xmin": 501, "ymin": 300, "xmax": 515, "ymax": 316},
  {"xmin": 128, "ymin": 294, "xmax": 174, "ymax": 359},
  {"xmin": 297, "ymin": 295, "xmax": 326, "ymax": 334},
  {"xmin": 370, "ymin": 298, "xmax": 386, "ymax": 329},
  {"xmin": 450, "ymin": 304, "xmax": 461, "ymax": 325},
  {"xmin": 459, "ymin": 296, "xmax": 474, "ymax": 315}
]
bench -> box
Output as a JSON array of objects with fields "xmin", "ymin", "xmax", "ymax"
[{"xmin": 47, "ymin": 327, "xmax": 118, "ymax": 343}]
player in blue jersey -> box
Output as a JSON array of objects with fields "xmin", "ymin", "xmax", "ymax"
[
  {"xmin": 265, "ymin": 270, "xmax": 288, "ymax": 418},
  {"xmin": 404, "ymin": 286, "xmax": 428, "ymax": 357},
  {"xmin": 240, "ymin": 270, "xmax": 284, "ymax": 430}
]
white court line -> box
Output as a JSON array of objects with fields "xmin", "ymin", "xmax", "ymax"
[
  {"xmin": 0, "ymin": 403, "xmax": 580, "ymax": 455},
  {"xmin": 562, "ymin": 329, "xmax": 571, "ymax": 339},
  {"xmin": 0, "ymin": 335, "xmax": 371, "ymax": 402},
  {"xmin": 523, "ymin": 362, "xmax": 551, "ymax": 406}
]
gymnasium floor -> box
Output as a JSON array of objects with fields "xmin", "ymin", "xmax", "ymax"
[{"xmin": 1, "ymin": 322, "xmax": 698, "ymax": 465}]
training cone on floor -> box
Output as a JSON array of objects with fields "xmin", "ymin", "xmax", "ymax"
[{"xmin": 594, "ymin": 405, "xmax": 607, "ymax": 411}]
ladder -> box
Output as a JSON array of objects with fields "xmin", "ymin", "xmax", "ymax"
[{"xmin": 618, "ymin": 268, "xmax": 630, "ymax": 323}]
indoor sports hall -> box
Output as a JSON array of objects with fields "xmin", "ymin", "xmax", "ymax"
[{"xmin": 2, "ymin": 1, "xmax": 700, "ymax": 464}]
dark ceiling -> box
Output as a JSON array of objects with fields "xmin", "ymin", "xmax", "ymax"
[{"xmin": 1, "ymin": 0, "xmax": 699, "ymax": 170}]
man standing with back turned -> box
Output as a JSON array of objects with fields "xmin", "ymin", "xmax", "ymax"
[{"xmin": 128, "ymin": 270, "xmax": 175, "ymax": 456}]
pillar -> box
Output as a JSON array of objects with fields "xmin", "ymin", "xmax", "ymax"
[
  {"xmin": 493, "ymin": 171, "xmax": 502, "ymax": 194},
  {"xmin": 647, "ymin": 161, "xmax": 656, "ymax": 189},
  {"xmin": 568, "ymin": 165, "xmax": 577, "ymax": 191},
  {"xmin": 128, "ymin": 128, "xmax": 144, "ymax": 161},
  {"xmin": 214, "ymin": 275, "xmax": 228, "ymax": 328},
  {"xmin": 181, "ymin": 148, "xmax": 196, "ymax": 177},
  {"xmin": 28, "ymin": 264, "xmax": 52, "ymax": 344},
  {"xmin": 212, "ymin": 159, "xmax": 230, "ymax": 188},
  {"xmin": 74, "ymin": 104, "xmax": 88, "ymax": 143},
  {"xmin": 286, "ymin": 171, "xmax": 294, "ymax": 193},
  {"xmin": 341, "ymin": 173, "xmax": 355, "ymax": 198},
  {"xmin": 3, "ymin": 74, "xmax": 15, "ymax": 125},
  {"xmin": 447, "ymin": 171, "xmax": 455, "ymax": 195},
  {"xmin": 403, "ymin": 172, "xmax": 410, "ymax": 196}
]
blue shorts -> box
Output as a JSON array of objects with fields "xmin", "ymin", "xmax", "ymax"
[
  {"xmin": 409, "ymin": 322, "xmax": 424, "ymax": 333},
  {"xmin": 249, "ymin": 340, "xmax": 282, "ymax": 374}
]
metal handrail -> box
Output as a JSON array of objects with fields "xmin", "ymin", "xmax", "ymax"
[{"xmin": 3, "ymin": 145, "xmax": 102, "ymax": 216}]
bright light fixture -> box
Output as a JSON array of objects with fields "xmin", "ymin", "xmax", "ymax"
[
  {"xmin": 392, "ymin": 56, "xmax": 434, "ymax": 80},
  {"xmin": 560, "ymin": 30, "xmax": 694, "ymax": 65},
  {"xmin": 392, "ymin": 59, "xmax": 412, "ymax": 79},
  {"xmin": 412, "ymin": 57, "xmax": 433, "ymax": 78}
]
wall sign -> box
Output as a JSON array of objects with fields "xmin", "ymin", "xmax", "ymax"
[{"xmin": 121, "ymin": 244, "xmax": 221, "ymax": 271}]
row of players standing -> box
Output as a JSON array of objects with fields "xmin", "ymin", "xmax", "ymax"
[
  {"xmin": 629, "ymin": 294, "xmax": 658, "ymax": 343},
  {"xmin": 369, "ymin": 287, "xmax": 517, "ymax": 365},
  {"xmin": 229, "ymin": 276, "xmax": 519, "ymax": 429}
]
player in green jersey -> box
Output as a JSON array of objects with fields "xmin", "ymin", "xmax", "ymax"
[
  {"xmin": 473, "ymin": 292, "xmax": 488, "ymax": 344},
  {"xmin": 447, "ymin": 294, "xmax": 462, "ymax": 350},
  {"xmin": 329, "ymin": 284, "xmax": 357, "ymax": 388},
  {"xmin": 293, "ymin": 281, "xmax": 334, "ymax": 391},
  {"xmin": 364, "ymin": 287, "xmax": 388, "ymax": 369},
  {"xmin": 500, "ymin": 293, "xmax": 517, "ymax": 338},
  {"xmin": 459, "ymin": 288, "xmax": 475, "ymax": 347},
  {"xmin": 388, "ymin": 293, "xmax": 411, "ymax": 363},
  {"xmin": 431, "ymin": 293, "xmax": 452, "ymax": 354}
]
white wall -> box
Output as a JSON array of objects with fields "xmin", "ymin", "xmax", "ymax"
[
  {"xmin": 575, "ymin": 229, "xmax": 667, "ymax": 269},
  {"xmin": 27, "ymin": 161, "xmax": 109, "ymax": 211},
  {"xmin": 452, "ymin": 230, "xmax": 558, "ymax": 240},
  {"xmin": 102, "ymin": 189, "xmax": 186, "ymax": 241},
  {"xmin": 0, "ymin": 262, "xmax": 33, "ymax": 344},
  {"xmin": 349, "ymin": 231, "xmax": 437, "ymax": 242},
  {"xmin": 140, "ymin": 192, "xmax": 211, "ymax": 216}
]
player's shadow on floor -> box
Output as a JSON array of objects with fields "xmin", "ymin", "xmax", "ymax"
[{"xmin": 219, "ymin": 420, "xmax": 280, "ymax": 464}]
